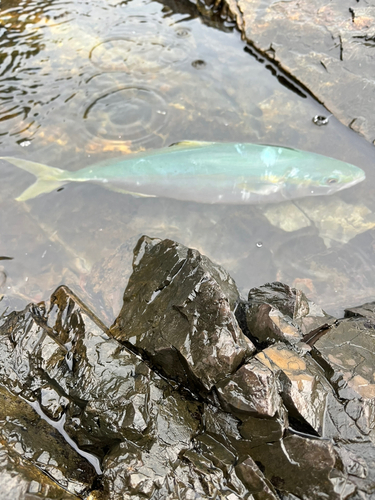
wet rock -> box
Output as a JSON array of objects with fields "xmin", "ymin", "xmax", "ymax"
[
  {"xmin": 0, "ymin": 442, "xmax": 79, "ymax": 500},
  {"xmin": 216, "ymin": 357, "xmax": 282, "ymax": 417},
  {"xmin": 337, "ymin": 442, "xmax": 375, "ymax": 497},
  {"xmin": 256, "ymin": 343, "xmax": 327, "ymax": 435},
  {"xmin": 238, "ymin": 413, "xmax": 286, "ymax": 447},
  {"xmin": 111, "ymin": 236, "xmax": 255, "ymax": 392},
  {"xmin": 0, "ymin": 385, "xmax": 95, "ymax": 497},
  {"xmin": 249, "ymin": 433, "xmax": 355, "ymax": 500},
  {"xmin": 235, "ymin": 456, "xmax": 278, "ymax": 500},
  {"xmin": 2, "ymin": 281, "xmax": 238, "ymax": 499},
  {"xmin": 221, "ymin": 0, "xmax": 375, "ymax": 144},
  {"xmin": 101, "ymin": 381, "xmax": 202, "ymax": 500},
  {"xmin": 3, "ymin": 235, "xmax": 375, "ymax": 498},
  {"xmin": 345, "ymin": 301, "xmax": 375, "ymax": 321},
  {"xmin": 313, "ymin": 317, "xmax": 375, "ymax": 442},
  {"xmin": 0, "ymin": 284, "xmax": 205, "ymax": 463},
  {"xmin": 238, "ymin": 281, "xmax": 334, "ymax": 347}
]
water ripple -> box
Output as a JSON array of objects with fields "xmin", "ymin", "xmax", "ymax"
[
  {"xmin": 89, "ymin": 30, "xmax": 188, "ymax": 74},
  {"xmin": 83, "ymin": 86, "xmax": 168, "ymax": 144}
]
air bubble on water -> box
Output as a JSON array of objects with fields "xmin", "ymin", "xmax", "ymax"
[
  {"xmin": 256, "ymin": 241, "xmax": 263, "ymax": 248},
  {"xmin": 20, "ymin": 140, "xmax": 31, "ymax": 147},
  {"xmin": 157, "ymin": 110, "xmax": 166, "ymax": 115}
]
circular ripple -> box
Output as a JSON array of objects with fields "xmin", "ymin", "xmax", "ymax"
[
  {"xmin": 90, "ymin": 32, "xmax": 188, "ymax": 73},
  {"xmin": 84, "ymin": 87, "xmax": 167, "ymax": 144},
  {"xmin": 174, "ymin": 27, "xmax": 191, "ymax": 38}
]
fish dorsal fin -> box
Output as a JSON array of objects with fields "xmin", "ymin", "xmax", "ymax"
[{"xmin": 168, "ymin": 140, "xmax": 214, "ymax": 149}]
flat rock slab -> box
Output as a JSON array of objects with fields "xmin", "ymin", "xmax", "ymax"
[
  {"xmin": 223, "ymin": 0, "xmax": 375, "ymax": 143},
  {"xmin": 314, "ymin": 317, "xmax": 375, "ymax": 441}
]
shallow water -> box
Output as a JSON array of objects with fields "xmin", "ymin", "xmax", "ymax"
[{"xmin": 1, "ymin": 0, "xmax": 375, "ymax": 322}]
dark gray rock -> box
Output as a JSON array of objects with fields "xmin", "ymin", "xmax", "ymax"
[
  {"xmin": 345, "ymin": 301, "xmax": 375, "ymax": 321},
  {"xmin": 313, "ymin": 317, "xmax": 375, "ymax": 442},
  {"xmin": 240, "ymin": 282, "xmax": 334, "ymax": 347},
  {"xmin": 111, "ymin": 236, "xmax": 255, "ymax": 392},
  {"xmin": 0, "ymin": 442, "xmax": 79, "ymax": 500},
  {"xmin": 3, "ymin": 235, "xmax": 375, "ymax": 499},
  {"xmin": 221, "ymin": 0, "xmax": 375, "ymax": 144},
  {"xmin": 249, "ymin": 433, "xmax": 354, "ymax": 500},
  {"xmin": 0, "ymin": 385, "xmax": 95, "ymax": 497},
  {"xmin": 256, "ymin": 343, "xmax": 328, "ymax": 435},
  {"xmin": 216, "ymin": 357, "xmax": 282, "ymax": 417},
  {"xmin": 235, "ymin": 456, "xmax": 279, "ymax": 500}
]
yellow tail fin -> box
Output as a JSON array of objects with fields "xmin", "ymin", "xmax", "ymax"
[{"xmin": 0, "ymin": 157, "xmax": 66, "ymax": 201}]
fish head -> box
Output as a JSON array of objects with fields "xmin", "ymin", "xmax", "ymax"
[{"xmin": 283, "ymin": 154, "xmax": 366, "ymax": 199}]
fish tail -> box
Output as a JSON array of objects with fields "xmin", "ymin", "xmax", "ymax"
[{"xmin": 1, "ymin": 157, "xmax": 66, "ymax": 201}]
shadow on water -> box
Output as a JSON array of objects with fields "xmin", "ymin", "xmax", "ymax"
[{"xmin": 0, "ymin": 0, "xmax": 375, "ymax": 321}]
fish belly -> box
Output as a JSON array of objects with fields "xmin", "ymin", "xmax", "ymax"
[{"xmin": 102, "ymin": 176, "xmax": 285, "ymax": 204}]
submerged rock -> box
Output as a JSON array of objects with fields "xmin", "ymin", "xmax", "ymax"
[
  {"xmin": 219, "ymin": 0, "xmax": 375, "ymax": 144},
  {"xmin": 1, "ymin": 235, "xmax": 375, "ymax": 498}
]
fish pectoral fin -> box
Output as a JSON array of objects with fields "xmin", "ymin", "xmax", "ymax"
[
  {"xmin": 168, "ymin": 140, "xmax": 214, "ymax": 148},
  {"xmin": 128, "ymin": 191, "xmax": 157, "ymax": 198}
]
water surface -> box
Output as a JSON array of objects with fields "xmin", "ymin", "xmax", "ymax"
[{"xmin": 1, "ymin": 0, "xmax": 374, "ymax": 322}]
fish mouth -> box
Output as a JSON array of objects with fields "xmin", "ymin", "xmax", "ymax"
[
  {"xmin": 336, "ymin": 172, "xmax": 366, "ymax": 193},
  {"xmin": 281, "ymin": 171, "xmax": 366, "ymax": 200}
]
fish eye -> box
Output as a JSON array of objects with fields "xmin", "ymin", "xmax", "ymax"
[{"xmin": 326, "ymin": 177, "xmax": 338, "ymax": 185}]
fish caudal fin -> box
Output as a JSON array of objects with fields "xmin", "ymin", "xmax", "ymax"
[{"xmin": 0, "ymin": 157, "xmax": 66, "ymax": 201}]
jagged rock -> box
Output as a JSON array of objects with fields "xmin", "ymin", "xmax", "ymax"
[
  {"xmin": 249, "ymin": 433, "xmax": 355, "ymax": 500},
  {"xmin": 313, "ymin": 317, "xmax": 375, "ymax": 442},
  {"xmin": 0, "ymin": 385, "xmax": 95, "ymax": 497},
  {"xmin": 256, "ymin": 343, "xmax": 328, "ymax": 434},
  {"xmin": 111, "ymin": 236, "xmax": 255, "ymax": 392},
  {"xmin": 345, "ymin": 301, "xmax": 375, "ymax": 321},
  {"xmin": 216, "ymin": 358, "xmax": 282, "ymax": 417},
  {"xmin": 101, "ymin": 385, "xmax": 202, "ymax": 499},
  {"xmin": 0, "ymin": 442, "xmax": 79, "ymax": 500},
  {"xmin": 239, "ymin": 282, "xmax": 334, "ymax": 347},
  {"xmin": 3, "ymin": 235, "xmax": 375, "ymax": 499},
  {"xmin": 235, "ymin": 456, "xmax": 279, "ymax": 500}
]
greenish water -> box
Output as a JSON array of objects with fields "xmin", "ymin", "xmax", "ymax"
[{"xmin": 1, "ymin": 0, "xmax": 375, "ymax": 322}]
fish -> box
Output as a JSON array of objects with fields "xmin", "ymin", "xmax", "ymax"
[{"xmin": 0, "ymin": 141, "xmax": 365, "ymax": 204}]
